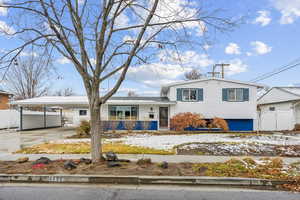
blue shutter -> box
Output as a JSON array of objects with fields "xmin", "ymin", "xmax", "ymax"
[
  {"xmin": 243, "ymin": 88, "xmax": 249, "ymax": 101},
  {"xmin": 197, "ymin": 88, "xmax": 203, "ymax": 101},
  {"xmin": 176, "ymin": 88, "xmax": 182, "ymax": 101},
  {"xmin": 222, "ymin": 88, "xmax": 228, "ymax": 101}
]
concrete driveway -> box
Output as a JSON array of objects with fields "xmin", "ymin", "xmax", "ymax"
[{"xmin": 0, "ymin": 127, "xmax": 76, "ymax": 153}]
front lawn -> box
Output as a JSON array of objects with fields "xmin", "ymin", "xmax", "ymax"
[{"xmin": 16, "ymin": 142, "xmax": 174, "ymax": 155}]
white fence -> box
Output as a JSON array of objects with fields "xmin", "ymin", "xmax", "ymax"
[
  {"xmin": 22, "ymin": 111, "xmax": 62, "ymax": 130},
  {"xmin": 259, "ymin": 110, "xmax": 294, "ymax": 131},
  {"xmin": 0, "ymin": 110, "xmax": 19, "ymax": 129}
]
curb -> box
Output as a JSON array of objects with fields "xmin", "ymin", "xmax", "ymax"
[{"xmin": 0, "ymin": 174, "xmax": 290, "ymax": 188}]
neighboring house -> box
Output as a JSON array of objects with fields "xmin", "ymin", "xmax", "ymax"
[
  {"xmin": 258, "ymin": 87, "xmax": 300, "ymax": 131},
  {"xmin": 12, "ymin": 77, "xmax": 263, "ymax": 131},
  {"xmin": 0, "ymin": 90, "xmax": 12, "ymax": 110}
]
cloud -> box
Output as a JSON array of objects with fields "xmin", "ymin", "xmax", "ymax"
[
  {"xmin": 148, "ymin": 0, "xmax": 207, "ymax": 36},
  {"xmin": 56, "ymin": 57, "xmax": 71, "ymax": 65},
  {"xmin": 223, "ymin": 59, "xmax": 248, "ymax": 76},
  {"xmin": 250, "ymin": 41, "xmax": 272, "ymax": 55},
  {"xmin": 253, "ymin": 10, "xmax": 271, "ymax": 26},
  {"xmin": 225, "ymin": 43, "xmax": 241, "ymax": 55},
  {"xmin": 0, "ymin": 20, "xmax": 15, "ymax": 35},
  {"xmin": 126, "ymin": 63, "xmax": 191, "ymax": 87},
  {"xmin": 20, "ymin": 51, "xmax": 38, "ymax": 57},
  {"xmin": 272, "ymin": 0, "xmax": 300, "ymax": 24},
  {"xmin": 0, "ymin": 0, "xmax": 8, "ymax": 16},
  {"xmin": 158, "ymin": 50, "xmax": 214, "ymax": 68}
]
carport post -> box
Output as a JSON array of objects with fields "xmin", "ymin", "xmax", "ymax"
[
  {"xmin": 60, "ymin": 108, "xmax": 63, "ymax": 127},
  {"xmin": 44, "ymin": 106, "xmax": 46, "ymax": 128},
  {"xmin": 19, "ymin": 106, "xmax": 23, "ymax": 131}
]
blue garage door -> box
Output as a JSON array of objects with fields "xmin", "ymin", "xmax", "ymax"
[{"xmin": 226, "ymin": 119, "xmax": 253, "ymax": 131}]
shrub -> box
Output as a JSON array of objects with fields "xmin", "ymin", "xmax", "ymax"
[
  {"xmin": 170, "ymin": 112, "xmax": 206, "ymax": 131},
  {"xmin": 76, "ymin": 120, "xmax": 91, "ymax": 136},
  {"xmin": 211, "ymin": 117, "xmax": 229, "ymax": 131},
  {"xmin": 294, "ymin": 124, "xmax": 300, "ymax": 131},
  {"xmin": 136, "ymin": 158, "xmax": 152, "ymax": 165}
]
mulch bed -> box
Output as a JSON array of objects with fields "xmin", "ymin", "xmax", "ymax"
[{"xmin": 0, "ymin": 160, "xmax": 195, "ymax": 176}]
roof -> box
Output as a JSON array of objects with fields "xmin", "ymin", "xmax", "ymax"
[
  {"xmin": 160, "ymin": 77, "xmax": 264, "ymax": 94},
  {"xmin": 0, "ymin": 90, "xmax": 12, "ymax": 95},
  {"xmin": 258, "ymin": 87, "xmax": 300, "ymax": 105},
  {"xmin": 11, "ymin": 96, "xmax": 176, "ymax": 107}
]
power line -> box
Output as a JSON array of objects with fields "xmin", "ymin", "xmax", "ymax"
[{"xmin": 250, "ymin": 58, "xmax": 300, "ymax": 82}]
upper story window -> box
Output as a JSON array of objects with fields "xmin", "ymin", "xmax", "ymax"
[
  {"xmin": 177, "ymin": 88, "xmax": 203, "ymax": 102},
  {"xmin": 223, "ymin": 88, "xmax": 249, "ymax": 102},
  {"xmin": 182, "ymin": 89, "xmax": 197, "ymax": 101}
]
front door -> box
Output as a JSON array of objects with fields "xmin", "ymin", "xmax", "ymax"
[{"xmin": 159, "ymin": 107, "xmax": 169, "ymax": 129}]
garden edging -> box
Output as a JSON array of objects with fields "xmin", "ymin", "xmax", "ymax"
[{"xmin": 0, "ymin": 174, "xmax": 290, "ymax": 188}]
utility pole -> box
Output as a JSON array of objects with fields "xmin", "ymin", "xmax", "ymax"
[{"xmin": 214, "ymin": 63, "xmax": 230, "ymax": 78}]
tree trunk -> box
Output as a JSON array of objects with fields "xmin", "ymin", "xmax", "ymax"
[{"xmin": 89, "ymin": 88, "xmax": 103, "ymax": 162}]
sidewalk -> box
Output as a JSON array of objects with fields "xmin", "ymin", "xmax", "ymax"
[{"xmin": 1, "ymin": 153, "xmax": 300, "ymax": 164}]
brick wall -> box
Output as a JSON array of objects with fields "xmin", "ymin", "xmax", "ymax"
[{"xmin": 0, "ymin": 94, "xmax": 10, "ymax": 110}]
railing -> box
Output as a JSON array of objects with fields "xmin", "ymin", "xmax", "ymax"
[{"xmin": 102, "ymin": 120, "xmax": 158, "ymax": 131}]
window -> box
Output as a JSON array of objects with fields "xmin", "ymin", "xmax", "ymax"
[
  {"xmin": 79, "ymin": 110, "xmax": 87, "ymax": 116},
  {"xmin": 149, "ymin": 113, "xmax": 154, "ymax": 119},
  {"xmin": 227, "ymin": 88, "xmax": 244, "ymax": 102},
  {"xmin": 182, "ymin": 89, "xmax": 197, "ymax": 101},
  {"xmin": 269, "ymin": 107, "xmax": 275, "ymax": 111},
  {"xmin": 109, "ymin": 105, "xmax": 138, "ymax": 120}
]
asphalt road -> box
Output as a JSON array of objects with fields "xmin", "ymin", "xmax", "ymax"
[{"xmin": 0, "ymin": 184, "xmax": 299, "ymax": 200}]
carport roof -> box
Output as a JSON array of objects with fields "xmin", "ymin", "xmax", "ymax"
[{"xmin": 11, "ymin": 96, "xmax": 176, "ymax": 107}]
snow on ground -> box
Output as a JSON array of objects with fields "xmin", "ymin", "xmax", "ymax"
[
  {"xmin": 50, "ymin": 133, "xmax": 300, "ymax": 150},
  {"xmin": 105, "ymin": 133, "xmax": 300, "ymax": 150}
]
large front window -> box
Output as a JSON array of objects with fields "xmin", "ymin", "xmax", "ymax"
[
  {"xmin": 109, "ymin": 105, "xmax": 138, "ymax": 120},
  {"xmin": 182, "ymin": 89, "xmax": 197, "ymax": 101},
  {"xmin": 228, "ymin": 88, "xmax": 244, "ymax": 101}
]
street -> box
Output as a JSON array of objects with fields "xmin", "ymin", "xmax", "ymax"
[{"xmin": 0, "ymin": 184, "xmax": 299, "ymax": 200}]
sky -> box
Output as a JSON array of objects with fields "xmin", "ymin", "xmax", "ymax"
[{"xmin": 0, "ymin": 0, "xmax": 300, "ymax": 96}]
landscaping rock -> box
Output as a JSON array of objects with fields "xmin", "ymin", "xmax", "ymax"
[
  {"xmin": 198, "ymin": 166, "xmax": 208, "ymax": 175},
  {"xmin": 64, "ymin": 160, "xmax": 77, "ymax": 170},
  {"xmin": 80, "ymin": 158, "xmax": 92, "ymax": 165},
  {"xmin": 160, "ymin": 161, "xmax": 168, "ymax": 169},
  {"xmin": 137, "ymin": 158, "xmax": 152, "ymax": 165},
  {"xmin": 106, "ymin": 151, "xmax": 118, "ymax": 161},
  {"xmin": 17, "ymin": 157, "xmax": 29, "ymax": 163},
  {"xmin": 33, "ymin": 157, "xmax": 51, "ymax": 165},
  {"xmin": 117, "ymin": 159, "xmax": 131, "ymax": 163},
  {"xmin": 107, "ymin": 161, "xmax": 121, "ymax": 168}
]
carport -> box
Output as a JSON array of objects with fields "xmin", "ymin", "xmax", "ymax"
[{"xmin": 11, "ymin": 96, "xmax": 89, "ymax": 131}]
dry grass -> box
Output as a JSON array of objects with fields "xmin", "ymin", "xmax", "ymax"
[{"xmin": 16, "ymin": 142, "xmax": 174, "ymax": 155}]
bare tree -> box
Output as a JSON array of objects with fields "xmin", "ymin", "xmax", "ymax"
[
  {"xmin": 0, "ymin": 0, "xmax": 238, "ymax": 162},
  {"xmin": 5, "ymin": 52, "xmax": 53, "ymax": 100},
  {"xmin": 54, "ymin": 87, "xmax": 75, "ymax": 96},
  {"xmin": 184, "ymin": 69, "xmax": 203, "ymax": 80},
  {"xmin": 127, "ymin": 90, "xmax": 138, "ymax": 97}
]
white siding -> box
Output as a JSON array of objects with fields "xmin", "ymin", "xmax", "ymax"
[
  {"xmin": 168, "ymin": 79, "xmax": 257, "ymax": 119},
  {"xmin": 258, "ymin": 88, "xmax": 299, "ymax": 104}
]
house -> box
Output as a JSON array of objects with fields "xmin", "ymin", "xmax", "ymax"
[
  {"xmin": 257, "ymin": 87, "xmax": 300, "ymax": 131},
  {"xmin": 12, "ymin": 77, "xmax": 263, "ymax": 131},
  {"xmin": 0, "ymin": 90, "xmax": 13, "ymax": 110}
]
